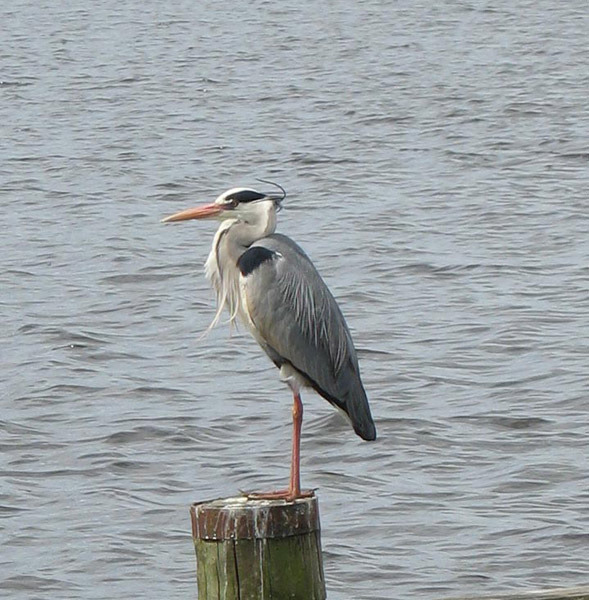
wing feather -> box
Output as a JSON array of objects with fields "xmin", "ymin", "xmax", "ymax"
[{"xmin": 240, "ymin": 234, "xmax": 376, "ymax": 440}]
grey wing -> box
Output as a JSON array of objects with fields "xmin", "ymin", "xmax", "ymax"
[{"xmin": 241, "ymin": 234, "xmax": 376, "ymax": 441}]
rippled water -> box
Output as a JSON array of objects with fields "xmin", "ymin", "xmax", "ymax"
[{"xmin": 2, "ymin": 1, "xmax": 589, "ymax": 598}]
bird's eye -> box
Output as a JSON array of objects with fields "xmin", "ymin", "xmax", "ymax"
[{"xmin": 225, "ymin": 199, "xmax": 238, "ymax": 209}]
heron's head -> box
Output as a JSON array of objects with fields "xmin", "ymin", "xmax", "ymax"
[{"xmin": 162, "ymin": 184, "xmax": 285, "ymax": 225}]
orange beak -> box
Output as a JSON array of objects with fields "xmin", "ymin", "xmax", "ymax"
[{"xmin": 161, "ymin": 203, "xmax": 223, "ymax": 223}]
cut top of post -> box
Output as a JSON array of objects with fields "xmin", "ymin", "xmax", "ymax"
[{"xmin": 191, "ymin": 494, "xmax": 321, "ymax": 542}]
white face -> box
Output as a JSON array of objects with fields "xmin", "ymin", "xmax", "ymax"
[{"xmin": 214, "ymin": 188, "xmax": 276, "ymax": 224}]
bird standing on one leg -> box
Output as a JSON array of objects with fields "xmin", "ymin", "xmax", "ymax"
[{"xmin": 163, "ymin": 184, "xmax": 376, "ymax": 500}]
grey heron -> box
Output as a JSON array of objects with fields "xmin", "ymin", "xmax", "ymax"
[{"xmin": 162, "ymin": 184, "xmax": 376, "ymax": 500}]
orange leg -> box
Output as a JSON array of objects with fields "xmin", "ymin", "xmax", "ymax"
[
  {"xmin": 247, "ymin": 391, "xmax": 313, "ymax": 501},
  {"xmin": 288, "ymin": 391, "xmax": 304, "ymax": 498}
]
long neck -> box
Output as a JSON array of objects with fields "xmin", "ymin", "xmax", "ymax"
[{"xmin": 204, "ymin": 202, "xmax": 277, "ymax": 329}]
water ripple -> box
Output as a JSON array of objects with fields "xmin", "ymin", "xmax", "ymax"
[{"xmin": 2, "ymin": 1, "xmax": 589, "ymax": 599}]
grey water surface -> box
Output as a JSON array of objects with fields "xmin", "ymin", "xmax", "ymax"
[{"xmin": 2, "ymin": 1, "xmax": 589, "ymax": 599}]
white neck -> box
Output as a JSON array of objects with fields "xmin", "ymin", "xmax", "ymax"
[
  {"xmin": 229, "ymin": 199, "xmax": 277, "ymax": 247},
  {"xmin": 204, "ymin": 199, "xmax": 277, "ymax": 330}
]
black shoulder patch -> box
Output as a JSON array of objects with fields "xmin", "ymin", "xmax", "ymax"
[
  {"xmin": 237, "ymin": 246, "xmax": 277, "ymax": 276},
  {"xmin": 226, "ymin": 189, "xmax": 266, "ymax": 204}
]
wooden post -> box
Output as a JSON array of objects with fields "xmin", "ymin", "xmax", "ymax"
[{"xmin": 190, "ymin": 494, "xmax": 326, "ymax": 600}]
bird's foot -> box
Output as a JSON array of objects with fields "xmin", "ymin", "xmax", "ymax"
[{"xmin": 241, "ymin": 488, "xmax": 315, "ymax": 502}]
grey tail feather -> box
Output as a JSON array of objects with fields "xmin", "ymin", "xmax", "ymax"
[
  {"xmin": 290, "ymin": 359, "xmax": 376, "ymax": 441},
  {"xmin": 346, "ymin": 385, "xmax": 377, "ymax": 441},
  {"xmin": 353, "ymin": 414, "xmax": 377, "ymax": 441}
]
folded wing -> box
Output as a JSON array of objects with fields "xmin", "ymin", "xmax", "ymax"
[{"xmin": 239, "ymin": 234, "xmax": 376, "ymax": 441}]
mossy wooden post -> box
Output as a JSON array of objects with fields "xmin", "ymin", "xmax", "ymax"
[{"xmin": 190, "ymin": 494, "xmax": 326, "ymax": 600}]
